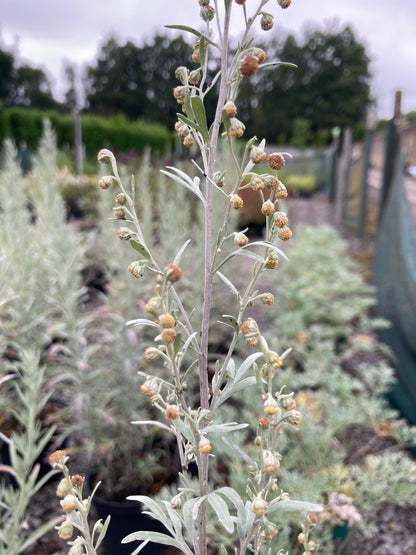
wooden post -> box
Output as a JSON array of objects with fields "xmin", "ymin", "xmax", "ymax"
[
  {"xmin": 335, "ymin": 126, "xmax": 352, "ymax": 226},
  {"xmin": 358, "ymin": 109, "xmax": 377, "ymax": 238}
]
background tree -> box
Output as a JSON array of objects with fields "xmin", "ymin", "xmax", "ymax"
[{"xmin": 243, "ymin": 24, "xmax": 371, "ymax": 145}]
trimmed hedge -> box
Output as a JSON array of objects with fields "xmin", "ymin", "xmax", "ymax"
[{"xmin": 0, "ymin": 104, "xmax": 173, "ymax": 155}]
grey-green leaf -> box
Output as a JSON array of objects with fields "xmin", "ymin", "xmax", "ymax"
[
  {"xmin": 207, "ymin": 492, "xmax": 235, "ymax": 533},
  {"xmin": 267, "ymin": 499, "xmax": 324, "ymax": 514},
  {"xmin": 130, "ymin": 240, "xmax": 151, "ymax": 260}
]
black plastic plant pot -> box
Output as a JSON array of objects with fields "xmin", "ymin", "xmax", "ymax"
[{"xmin": 92, "ymin": 495, "xmax": 171, "ymax": 555}]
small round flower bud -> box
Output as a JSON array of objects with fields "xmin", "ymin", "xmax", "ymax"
[
  {"xmin": 71, "ymin": 474, "xmax": 84, "ymax": 487},
  {"xmin": 273, "ymin": 212, "xmax": 289, "ymax": 228},
  {"xmin": 200, "ymin": 4, "xmax": 215, "ymax": 21},
  {"xmin": 235, "ymin": 0, "xmax": 246, "ymax": 4},
  {"xmin": 166, "ymin": 405, "xmax": 179, "ymax": 420},
  {"xmin": 144, "ymin": 347, "xmax": 162, "ymax": 361},
  {"xmin": 56, "ymin": 477, "xmax": 72, "ymax": 498},
  {"xmin": 165, "ymin": 263, "xmax": 182, "ymax": 282},
  {"xmin": 115, "ymin": 193, "xmax": 127, "ymax": 205},
  {"xmin": 192, "ymin": 49, "xmax": 200, "ymax": 64},
  {"xmin": 266, "ymin": 350, "xmax": 282, "ymax": 369},
  {"xmin": 69, "ymin": 544, "xmax": 84, "ymax": 555},
  {"xmin": 298, "ymin": 532, "xmax": 307, "ymax": 544},
  {"xmin": 250, "ymin": 146, "xmax": 267, "ymax": 164},
  {"xmin": 240, "ymin": 55, "xmax": 259, "ymax": 77},
  {"xmin": 113, "ymin": 207, "xmax": 126, "ymax": 220},
  {"xmin": 57, "ymin": 522, "xmax": 73, "ymax": 540},
  {"xmin": 280, "ymin": 394, "xmax": 296, "ymax": 411},
  {"xmin": 265, "ymin": 250, "xmax": 279, "ymax": 269},
  {"xmin": 170, "ymin": 494, "xmax": 183, "ymax": 510},
  {"xmin": 252, "ymin": 47, "xmax": 266, "ymax": 63},
  {"xmin": 250, "ymin": 175, "xmax": 265, "ymax": 191},
  {"xmin": 128, "ymin": 261, "xmax": 143, "ymax": 278},
  {"xmin": 175, "ymin": 66, "xmax": 188, "ymax": 84},
  {"xmin": 278, "ymin": 0, "xmax": 292, "ymax": 8},
  {"xmin": 245, "ymin": 336, "xmax": 258, "ymax": 347},
  {"xmin": 254, "ymin": 435, "xmax": 263, "ymax": 446},
  {"xmin": 287, "ymin": 410, "xmax": 302, "ymax": 426},
  {"xmin": 198, "ymin": 436, "xmax": 212, "ymax": 454},
  {"xmin": 276, "ymin": 181, "xmax": 288, "ymax": 198},
  {"xmin": 258, "ymin": 416, "xmax": 270, "ymax": 429},
  {"xmin": 176, "ymin": 124, "xmax": 189, "ymax": 139},
  {"xmin": 145, "ymin": 296, "xmax": 162, "ymax": 315},
  {"xmin": 261, "ymin": 293, "xmax": 275, "ymax": 306},
  {"xmin": 264, "ymin": 523, "xmax": 278, "ymax": 541},
  {"xmin": 264, "ymin": 395, "xmax": 279, "ymax": 415},
  {"xmin": 162, "ymin": 328, "xmax": 177, "ymax": 344},
  {"xmin": 229, "ymin": 118, "xmax": 245, "ymax": 138},
  {"xmin": 62, "ymin": 494, "xmax": 77, "ymax": 513},
  {"xmin": 141, "ymin": 379, "xmax": 159, "ymax": 397},
  {"xmin": 49, "ymin": 450, "xmax": 69, "ymax": 469},
  {"xmin": 173, "ymin": 86, "xmax": 186, "ymax": 105},
  {"xmin": 231, "ymin": 194, "xmax": 244, "ymax": 209},
  {"xmin": 252, "ymin": 496, "xmax": 268, "ymax": 515},
  {"xmin": 267, "ymin": 153, "xmax": 286, "ymax": 170},
  {"xmin": 263, "ymin": 175, "xmax": 279, "ymax": 189},
  {"xmin": 224, "ymin": 100, "xmax": 237, "ymax": 118},
  {"xmin": 260, "ymin": 12, "xmax": 274, "ymax": 31},
  {"xmin": 214, "ymin": 170, "xmax": 226, "ymax": 187},
  {"xmin": 241, "ymin": 318, "xmax": 258, "ymax": 338},
  {"xmin": 117, "ymin": 227, "xmax": 134, "ymax": 240},
  {"xmin": 263, "ymin": 450, "xmax": 280, "ymax": 473},
  {"xmin": 97, "ymin": 149, "xmax": 114, "ymax": 164},
  {"xmin": 234, "ymin": 232, "xmax": 249, "ymax": 247},
  {"xmin": 183, "ymin": 134, "xmax": 194, "ymax": 147},
  {"xmin": 98, "ymin": 175, "xmax": 117, "ymax": 189},
  {"xmin": 279, "ymin": 227, "xmax": 293, "ymax": 241},
  {"xmin": 261, "ymin": 199, "xmax": 275, "ymax": 216},
  {"xmin": 188, "ymin": 68, "xmax": 201, "ymax": 84},
  {"xmin": 160, "ymin": 314, "xmax": 176, "ymax": 328}
]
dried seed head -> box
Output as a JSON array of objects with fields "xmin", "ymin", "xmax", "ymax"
[
  {"xmin": 273, "ymin": 212, "xmax": 289, "ymax": 228},
  {"xmin": 162, "ymin": 328, "xmax": 177, "ymax": 344},
  {"xmin": 192, "ymin": 49, "xmax": 200, "ymax": 64},
  {"xmin": 229, "ymin": 117, "xmax": 246, "ymax": 138},
  {"xmin": 165, "ymin": 263, "xmax": 183, "ymax": 282},
  {"xmin": 279, "ymin": 227, "xmax": 293, "ymax": 241},
  {"xmin": 173, "ymin": 86, "xmax": 186, "ymax": 105},
  {"xmin": 160, "ymin": 314, "xmax": 176, "ymax": 328},
  {"xmin": 261, "ymin": 199, "xmax": 275, "ymax": 216},
  {"xmin": 278, "ymin": 0, "xmax": 292, "ymax": 8},
  {"xmin": 97, "ymin": 149, "xmax": 114, "ymax": 164},
  {"xmin": 231, "ymin": 194, "xmax": 244, "ymax": 209},
  {"xmin": 200, "ymin": 4, "xmax": 215, "ymax": 21},
  {"xmin": 128, "ymin": 261, "xmax": 143, "ymax": 278},
  {"xmin": 241, "ymin": 318, "xmax": 259, "ymax": 338},
  {"xmin": 198, "ymin": 436, "xmax": 212, "ymax": 454},
  {"xmin": 258, "ymin": 416, "xmax": 270, "ymax": 429},
  {"xmin": 276, "ymin": 181, "xmax": 288, "ymax": 198},
  {"xmin": 267, "ymin": 153, "xmax": 286, "ymax": 170},
  {"xmin": 252, "ymin": 496, "xmax": 268, "ymax": 515},
  {"xmin": 252, "ymin": 47, "xmax": 267, "ymax": 63},
  {"xmin": 49, "ymin": 450, "xmax": 69, "ymax": 469},
  {"xmin": 113, "ymin": 207, "xmax": 126, "ymax": 220},
  {"xmin": 287, "ymin": 410, "xmax": 302, "ymax": 426},
  {"xmin": 224, "ymin": 100, "xmax": 237, "ymax": 118},
  {"xmin": 250, "ymin": 146, "xmax": 267, "ymax": 164},
  {"xmin": 166, "ymin": 405, "xmax": 179, "ymax": 420},
  {"xmin": 98, "ymin": 175, "xmax": 117, "ymax": 189},
  {"xmin": 264, "ymin": 523, "xmax": 278, "ymax": 541},
  {"xmin": 240, "ymin": 55, "xmax": 259, "ymax": 77},
  {"xmin": 141, "ymin": 379, "xmax": 159, "ymax": 397},
  {"xmin": 234, "ymin": 232, "xmax": 249, "ymax": 247},
  {"xmin": 260, "ymin": 12, "xmax": 274, "ymax": 31},
  {"xmin": 71, "ymin": 474, "xmax": 84, "ymax": 487}
]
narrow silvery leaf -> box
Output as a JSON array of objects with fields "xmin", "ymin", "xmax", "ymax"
[
  {"xmin": 267, "ymin": 499, "xmax": 324, "ymax": 514},
  {"xmin": 201, "ymin": 421, "xmax": 248, "ymax": 434},
  {"xmin": 130, "ymin": 420, "xmax": 172, "ymax": 432},
  {"xmin": 216, "ymin": 271, "xmax": 239, "ymax": 296},
  {"xmin": 161, "ymin": 168, "xmax": 205, "ymax": 203},
  {"xmin": 221, "ymin": 436, "xmax": 257, "ymax": 468},
  {"xmin": 94, "ymin": 515, "xmax": 111, "ymax": 550},
  {"xmin": 207, "ymin": 492, "xmax": 235, "ymax": 533},
  {"xmin": 122, "ymin": 531, "xmax": 193, "ymax": 555},
  {"xmin": 173, "ymin": 239, "xmax": 191, "ymax": 266},
  {"xmin": 245, "ymin": 241, "xmax": 288, "ymax": 261},
  {"xmin": 215, "ymin": 377, "xmax": 257, "ymax": 409},
  {"xmin": 165, "ymin": 25, "xmax": 219, "ymax": 48},
  {"xmin": 130, "ymin": 239, "xmax": 151, "ymax": 259},
  {"xmin": 235, "ymin": 352, "xmax": 264, "ymax": 382},
  {"xmin": 126, "ymin": 318, "xmax": 160, "ymax": 328},
  {"xmin": 243, "ymin": 138, "xmax": 266, "ymax": 174},
  {"xmin": 221, "ymin": 314, "xmax": 239, "ymax": 333}
]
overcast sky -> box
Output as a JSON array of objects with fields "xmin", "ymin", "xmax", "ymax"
[{"xmin": 1, "ymin": 0, "xmax": 416, "ymax": 118}]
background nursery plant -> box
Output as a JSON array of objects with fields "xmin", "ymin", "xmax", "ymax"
[{"xmin": 96, "ymin": 0, "xmax": 322, "ymax": 554}]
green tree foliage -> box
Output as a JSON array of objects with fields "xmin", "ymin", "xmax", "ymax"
[
  {"xmin": 85, "ymin": 34, "xmax": 192, "ymax": 126},
  {"xmin": 244, "ymin": 25, "xmax": 371, "ymax": 145}
]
